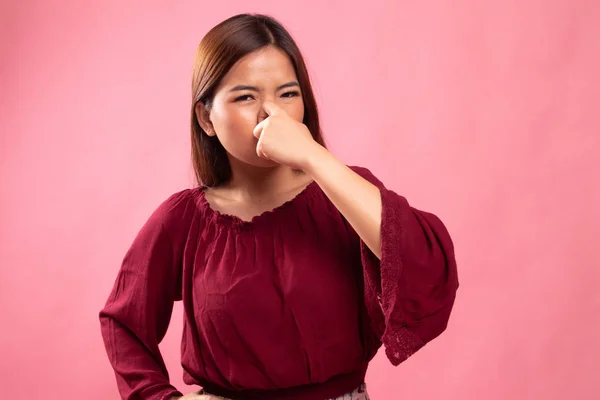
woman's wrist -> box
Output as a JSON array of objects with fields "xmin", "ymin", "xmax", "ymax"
[{"xmin": 302, "ymin": 142, "xmax": 333, "ymax": 176}]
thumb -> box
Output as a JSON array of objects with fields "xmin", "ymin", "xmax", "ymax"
[{"xmin": 253, "ymin": 120, "xmax": 265, "ymax": 139}]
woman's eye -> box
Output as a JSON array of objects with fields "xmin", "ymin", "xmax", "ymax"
[
  {"xmin": 282, "ymin": 91, "xmax": 300, "ymax": 98},
  {"xmin": 234, "ymin": 95, "xmax": 254, "ymax": 102}
]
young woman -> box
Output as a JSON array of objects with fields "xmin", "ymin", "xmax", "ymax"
[{"xmin": 99, "ymin": 13, "xmax": 459, "ymax": 400}]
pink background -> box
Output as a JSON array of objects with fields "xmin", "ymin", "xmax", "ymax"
[{"xmin": 1, "ymin": 1, "xmax": 599, "ymax": 399}]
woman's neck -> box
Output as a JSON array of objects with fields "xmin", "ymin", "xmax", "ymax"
[{"xmin": 224, "ymin": 159, "xmax": 309, "ymax": 203}]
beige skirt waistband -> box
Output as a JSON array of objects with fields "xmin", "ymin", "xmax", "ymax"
[{"xmin": 199, "ymin": 382, "xmax": 370, "ymax": 400}]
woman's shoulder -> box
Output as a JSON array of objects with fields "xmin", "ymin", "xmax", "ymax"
[{"xmin": 146, "ymin": 187, "xmax": 201, "ymax": 234}]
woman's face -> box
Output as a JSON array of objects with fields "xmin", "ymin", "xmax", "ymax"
[{"xmin": 196, "ymin": 46, "xmax": 305, "ymax": 168}]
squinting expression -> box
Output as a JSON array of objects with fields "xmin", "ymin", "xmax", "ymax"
[{"xmin": 199, "ymin": 46, "xmax": 305, "ymax": 167}]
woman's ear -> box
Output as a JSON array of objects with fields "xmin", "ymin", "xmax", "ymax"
[{"xmin": 195, "ymin": 101, "xmax": 216, "ymax": 137}]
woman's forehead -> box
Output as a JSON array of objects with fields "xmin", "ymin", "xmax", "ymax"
[{"xmin": 219, "ymin": 48, "xmax": 297, "ymax": 88}]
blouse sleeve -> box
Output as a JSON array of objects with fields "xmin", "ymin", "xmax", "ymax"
[
  {"xmin": 350, "ymin": 166, "xmax": 459, "ymax": 366},
  {"xmin": 99, "ymin": 197, "xmax": 184, "ymax": 400}
]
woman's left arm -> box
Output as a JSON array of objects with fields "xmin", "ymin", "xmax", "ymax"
[
  {"xmin": 302, "ymin": 146, "xmax": 459, "ymax": 366},
  {"xmin": 303, "ymin": 147, "xmax": 384, "ymax": 259}
]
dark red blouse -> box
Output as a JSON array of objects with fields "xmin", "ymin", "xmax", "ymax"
[{"xmin": 99, "ymin": 166, "xmax": 459, "ymax": 400}]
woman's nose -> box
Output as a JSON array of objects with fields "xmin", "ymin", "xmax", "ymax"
[{"xmin": 257, "ymin": 102, "xmax": 270, "ymax": 122}]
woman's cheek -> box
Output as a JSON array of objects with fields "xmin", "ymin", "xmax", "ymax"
[
  {"xmin": 239, "ymin": 108, "xmax": 262, "ymax": 132},
  {"xmin": 285, "ymin": 101, "xmax": 304, "ymax": 122},
  {"xmin": 222, "ymin": 112, "xmax": 255, "ymax": 141}
]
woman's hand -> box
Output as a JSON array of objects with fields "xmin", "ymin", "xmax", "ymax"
[
  {"xmin": 252, "ymin": 101, "xmax": 324, "ymax": 171},
  {"xmin": 171, "ymin": 391, "xmax": 222, "ymax": 399}
]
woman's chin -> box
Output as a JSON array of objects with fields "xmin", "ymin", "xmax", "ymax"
[{"xmin": 229, "ymin": 153, "xmax": 280, "ymax": 169}]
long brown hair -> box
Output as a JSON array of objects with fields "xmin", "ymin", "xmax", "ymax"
[{"xmin": 190, "ymin": 13, "xmax": 326, "ymax": 187}]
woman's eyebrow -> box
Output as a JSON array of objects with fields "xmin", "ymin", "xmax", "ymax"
[{"xmin": 229, "ymin": 81, "xmax": 300, "ymax": 92}]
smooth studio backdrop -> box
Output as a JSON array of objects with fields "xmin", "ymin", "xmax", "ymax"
[{"xmin": 1, "ymin": 0, "xmax": 599, "ymax": 399}]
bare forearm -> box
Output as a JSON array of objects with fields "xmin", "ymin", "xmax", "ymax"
[{"xmin": 304, "ymin": 146, "xmax": 383, "ymax": 259}]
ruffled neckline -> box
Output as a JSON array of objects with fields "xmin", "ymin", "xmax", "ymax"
[{"xmin": 195, "ymin": 180, "xmax": 319, "ymax": 229}]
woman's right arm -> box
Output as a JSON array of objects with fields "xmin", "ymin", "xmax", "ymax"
[{"xmin": 99, "ymin": 206, "xmax": 183, "ymax": 400}]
